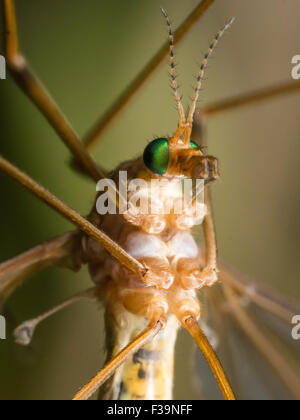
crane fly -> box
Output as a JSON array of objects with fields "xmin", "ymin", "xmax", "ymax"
[{"xmin": 0, "ymin": 0, "xmax": 300, "ymax": 400}]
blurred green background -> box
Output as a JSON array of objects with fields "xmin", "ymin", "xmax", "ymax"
[{"xmin": 0, "ymin": 0, "xmax": 299, "ymax": 400}]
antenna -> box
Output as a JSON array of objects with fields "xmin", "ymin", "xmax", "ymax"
[
  {"xmin": 161, "ymin": 8, "xmax": 186, "ymax": 126},
  {"xmin": 186, "ymin": 18, "xmax": 235, "ymax": 141}
]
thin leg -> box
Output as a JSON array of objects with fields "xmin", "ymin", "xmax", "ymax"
[
  {"xmin": 184, "ymin": 317, "xmax": 236, "ymax": 401},
  {"xmin": 72, "ymin": 319, "xmax": 163, "ymax": 401},
  {"xmin": 205, "ymin": 286, "xmax": 240, "ymax": 395},
  {"xmin": 222, "ymin": 284, "xmax": 300, "ymax": 400},
  {"xmin": 179, "ymin": 190, "xmax": 218, "ymax": 290},
  {"xmin": 0, "ymin": 231, "xmax": 82, "ymax": 304},
  {"xmin": 202, "ymin": 190, "xmax": 218, "ymax": 272},
  {"xmin": 83, "ymin": 0, "xmax": 215, "ymax": 150},
  {"xmin": 0, "ymin": 156, "xmax": 146, "ymax": 279},
  {"xmin": 202, "ymin": 80, "xmax": 300, "ymax": 117},
  {"xmin": 3, "ymin": 0, "xmax": 101, "ymax": 181},
  {"xmin": 14, "ymin": 288, "xmax": 97, "ymax": 346}
]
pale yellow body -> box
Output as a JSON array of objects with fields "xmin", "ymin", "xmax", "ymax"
[{"xmin": 82, "ymin": 159, "xmax": 210, "ymax": 400}]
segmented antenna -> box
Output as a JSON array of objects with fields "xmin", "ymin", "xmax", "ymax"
[
  {"xmin": 187, "ymin": 18, "xmax": 235, "ymax": 126},
  {"xmin": 161, "ymin": 8, "xmax": 186, "ymax": 126}
]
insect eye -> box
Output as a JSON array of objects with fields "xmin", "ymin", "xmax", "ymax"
[
  {"xmin": 190, "ymin": 140, "xmax": 206, "ymax": 154},
  {"xmin": 190, "ymin": 140, "xmax": 199, "ymax": 149},
  {"xmin": 143, "ymin": 138, "xmax": 169, "ymax": 175}
]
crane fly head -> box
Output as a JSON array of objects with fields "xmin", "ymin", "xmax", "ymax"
[
  {"xmin": 143, "ymin": 136, "xmax": 219, "ymax": 183},
  {"xmin": 143, "ymin": 12, "xmax": 235, "ymax": 182}
]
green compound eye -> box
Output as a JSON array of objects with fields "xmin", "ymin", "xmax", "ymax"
[
  {"xmin": 190, "ymin": 141, "xmax": 206, "ymax": 154},
  {"xmin": 143, "ymin": 138, "xmax": 169, "ymax": 175},
  {"xmin": 190, "ymin": 140, "xmax": 199, "ymax": 149}
]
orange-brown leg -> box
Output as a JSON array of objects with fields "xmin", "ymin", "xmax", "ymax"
[
  {"xmin": 72, "ymin": 319, "xmax": 164, "ymax": 401},
  {"xmin": 2, "ymin": 0, "xmax": 102, "ymax": 181},
  {"xmin": 202, "ymin": 80, "xmax": 300, "ymax": 117},
  {"xmin": 0, "ymin": 156, "xmax": 147, "ymax": 283},
  {"xmin": 183, "ymin": 316, "xmax": 236, "ymax": 401},
  {"xmin": 165, "ymin": 288, "xmax": 236, "ymax": 401},
  {"xmin": 178, "ymin": 190, "xmax": 218, "ymax": 290}
]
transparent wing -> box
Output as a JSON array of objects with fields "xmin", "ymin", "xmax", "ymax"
[{"xmin": 196, "ymin": 272, "xmax": 300, "ymax": 400}]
